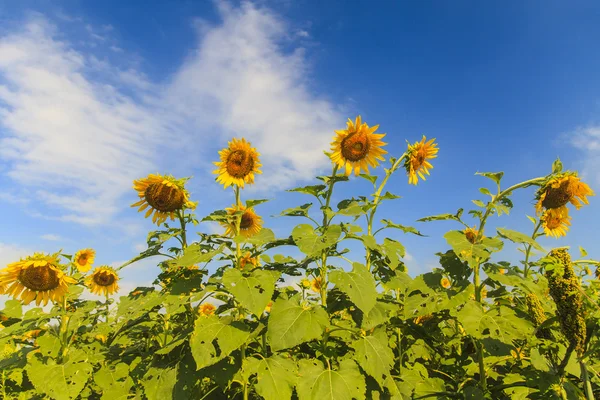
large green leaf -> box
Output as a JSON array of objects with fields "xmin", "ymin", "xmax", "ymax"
[
  {"xmin": 244, "ymin": 356, "xmax": 297, "ymax": 400},
  {"xmin": 296, "ymin": 359, "xmax": 366, "ymax": 400},
  {"xmin": 456, "ymin": 302, "xmax": 533, "ymax": 342},
  {"xmin": 267, "ymin": 295, "xmax": 328, "ymax": 351},
  {"xmin": 172, "ymin": 244, "xmax": 224, "ymax": 267},
  {"xmin": 351, "ymin": 331, "xmax": 394, "ymax": 387},
  {"xmin": 142, "ymin": 367, "xmax": 177, "ymax": 400},
  {"xmin": 329, "ymin": 263, "xmax": 377, "ymax": 314},
  {"xmin": 222, "ymin": 269, "xmax": 280, "ymax": 316},
  {"xmin": 496, "ymin": 228, "xmax": 545, "ymax": 252},
  {"xmin": 116, "ymin": 289, "xmax": 164, "ymax": 320},
  {"xmin": 292, "ymin": 224, "xmax": 342, "ymax": 256},
  {"xmin": 26, "ymin": 349, "xmax": 93, "ymax": 400},
  {"xmin": 94, "ymin": 363, "xmax": 133, "ymax": 400},
  {"xmin": 190, "ymin": 315, "xmax": 254, "ymax": 369}
]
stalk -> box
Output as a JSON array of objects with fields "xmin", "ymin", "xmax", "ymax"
[
  {"xmin": 581, "ymin": 360, "xmax": 594, "ymax": 400},
  {"xmin": 523, "ymin": 219, "xmax": 543, "ymax": 277},
  {"xmin": 178, "ymin": 209, "xmax": 188, "ymax": 249},
  {"xmin": 319, "ymin": 164, "xmax": 339, "ymax": 306}
]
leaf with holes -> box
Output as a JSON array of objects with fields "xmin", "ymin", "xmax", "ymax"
[
  {"xmin": 223, "ymin": 269, "xmax": 280, "ymax": 316},
  {"xmin": 292, "ymin": 224, "xmax": 341, "ymax": 256},
  {"xmin": 244, "ymin": 356, "xmax": 297, "ymax": 400},
  {"xmin": 296, "ymin": 359, "xmax": 365, "ymax": 400},
  {"xmin": 329, "ymin": 263, "xmax": 377, "ymax": 314},
  {"xmin": 351, "ymin": 331, "xmax": 394, "ymax": 387}
]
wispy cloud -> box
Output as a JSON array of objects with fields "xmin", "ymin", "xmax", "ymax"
[
  {"xmin": 568, "ymin": 125, "xmax": 600, "ymax": 187},
  {"xmin": 41, "ymin": 234, "xmax": 62, "ymax": 241}
]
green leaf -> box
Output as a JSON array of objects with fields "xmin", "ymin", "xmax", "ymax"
[
  {"xmin": 222, "ymin": 269, "xmax": 280, "ymax": 316},
  {"xmin": 292, "ymin": 224, "xmax": 341, "ymax": 256},
  {"xmin": 244, "ymin": 356, "xmax": 297, "ymax": 400},
  {"xmin": 552, "ymin": 158, "xmax": 563, "ymax": 174},
  {"xmin": 443, "ymin": 231, "xmax": 493, "ymax": 261},
  {"xmin": 94, "ymin": 363, "xmax": 133, "ymax": 400},
  {"xmin": 476, "ymin": 171, "xmax": 504, "ymax": 185},
  {"xmin": 267, "ymin": 295, "xmax": 328, "ymax": 351},
  {"xmin": 235, "ymin": 228, "xmax": 276, "ymax": 246},
  {"xmin": 380, "ymin": 220, "xmax": 425, "ymax": 236},
  {"xmin": 382, "ymin": 271, "xmax": 413, "ymax": 291},
  {"xmin": 287, "ymin": 185, "xmax": 327, "ymax": 198},
  {"xmin": 278, "ymin": 203, "xmax": 313, "ymax": 218},
  {"xmin": 379, "ymin": 191, "xmax": 401, "ymax": 201},
  {"xmin": 579, "ymin": 246, "xmax": 588, "ymax": 257},
  {"xmin": 330, "ymin": 263, "xmax": 378, "ymax": 313},
  {"xmin": 472, "ymin": 200, "xmax": 486, "ymax": 208},
  {"xmin": 142, "ymin": 367, "xmax": 177, "ymax": 400},
  {"xmin": 359, "ymin": 174, "xmax": 378, "ymax": 186},
  {"xmin": 246, "ymin": 199, "xmax": 269, "ymax": 208},
  {"xmin": 351, "ymin": 331, "xmax": 395, "ymax": 387},
  {"xmin": 383, "ymin": 238, "xmax": 406, "ymax": 270},
  {"xmin": 496, "ymin": 228, "xmax": 544, "ymax": 252},
  {"xmin": 175, "ymin": 244, "xmax": 224, "ymax": 267},
  {"xmin": 336, "ymin": 200, "xmax": 365, "ymax": 216},
  {"xmin": 417, "ymin": 209, "xmax": 463, "ymax": 223},
  {"xmin": 26, "ymin": 349, "xmax": 93, "ymax": 400},
  {"xmin": 190, "ymin": 315, "xmax": 254, "ymax": 369},
  {"xmin": 117, "ymin": 289, "xmax": 164, "ymax": 320},
  {"xmin": 296, "ymin": 359, "xmax": 366, "ymax": 400},
  {"xmin": 1, "ymin": 300, "xmax": 22, "ymax": 319},
  {"xmin": 479, "ymin": 187, "xmax": 493, "ymax": 197}
]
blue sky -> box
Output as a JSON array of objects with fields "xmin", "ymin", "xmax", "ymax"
[{"xmin": 1, "ymin": 0, "xmax": 600, "ymax": 300}]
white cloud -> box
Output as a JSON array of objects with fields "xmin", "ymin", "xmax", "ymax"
[
  {"xmin": 41, "ymin": 234, "xmax": 62, "ymax": 241},
  {"xmin": 0, "ymin": 2, "xmax": 342, "ymax": 227},
  {"xmin": 568, "ymin": 125, "xmax": 600, "ymax": 187}
]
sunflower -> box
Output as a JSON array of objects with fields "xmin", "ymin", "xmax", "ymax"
[
  {"xmin": 311, "ymin": 276, "xmax": 324, "ymax": 293},
  {"xmin": 199, "ymin": 303, "xmax": 216, "ymax": 316},
  {"xmin": 541, "ymin": 206, "xmax": 571, "ymax": 238},
  {"xmin": 300, "ymin": 278, "xmax": 311, "ymax": 290},
  {"xmin": 221, "ymin": 204, "xmax": 263, "ymax": 238},
  {"xmin": 239, "ymin": 252, "xmax": 260, "ymax": 270},
  {"xmin": 464, "ymin": 226, "xmax": 483, "ymax": 244},
  {"xmin": 440, "ymin": 277, "xmax": 451, "ymax": 289},
  {"xmin": 131, "ymin": 174, "xmax": 194, "ymax": 225},
  {"xmin": 535, "ymin": 173, "xmax": 594, "ymax": 214},
  {"xmin": 330, "ymin": 116, "xmax": 388, "ymax": 176},
  {"xmin": 73, "ymin": 248, "xmax": 95, "ymax": 273},
  {"xmin": 0, "ymin": 253, "xmax": 75, "ymax": 306},
  {"xmin": 404, "ymin": 136, "xmax": 439, "ymax": 185},
  {"xmin": 213, "ymin": 138, "xmax": 262, "ymax": 189},
  {"xmin": 85, "ymin": 266, "xmax": 119, "ymax": 296}
]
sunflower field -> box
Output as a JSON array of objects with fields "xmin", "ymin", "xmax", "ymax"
[{"xmin": 1, "ymin": 116, "xmax": 600, "ymax": 400}]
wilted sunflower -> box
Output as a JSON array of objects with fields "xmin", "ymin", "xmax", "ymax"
[
  {"xmin": 86, "ymin": 266, "xmax": 119, "ymax": 296},
  {"xmin": 239, "ymin": 252, "xmax": 260, "ymax": 270},
  {"xmin": 213, "ymin": 138, "xmax": 262, "ymax": 188},
  {"xmin": 535, "ymin": 173, "xmax": 594, "ymax": 214},
  {"xmin": 404, "ymin": 136, "xmax": 439, "ymax": 185},
  {"xmin": 222, "ymin": 205, "xmax": 263, "ymax": 238},
  {"xmin": 131, "ymin": 174, "xmax": 194, "ymax": 225},
  {"xmin": 330, "ymin": 116, "xmax": 387, "ymax": 176},
  {"xmin": 199, "ymin": 303, "xmax": 216, "ymax": 316},
  {"xmin": 73, "ymin": 248, "xmax": 95, "ymax": 273},
  {"xmin": 541, "ymin": 206, "xmax": 571, "ymax": 238},
  {"xmin": 0, "ymin": 253, "xmax": 75, "ymax": 306}
]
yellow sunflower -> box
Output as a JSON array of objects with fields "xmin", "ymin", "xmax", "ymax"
[
  {"xmin": 0, "ymin": 253, "xmax": 75, "ymax": 306},
  {"xmin": 221, "ymin": 204, "xmax": 263, "ymax": 238},
  {"xmin": 131, "ymin": 174, "xmax": 194, "ymax": 225},
  {"xmin": 464, "ymin": 226, "xmax": 483, "ymax": 244},
  {"xmin": 199, "ymin": 303, "xmax": 216, "ymax": 316},
  {"xmin": 73, "ymin": 248, "xmax": 95, "ymax": 273},
  {"xmin": 239, "ymin": 252, "xmax": 260, "ymax": 270},
  {"xmin": 213, "ymin": 138, "xmax": 262, "ymax": 189},
  {"xmin": 404, "ymin": 136, "xmax": 439, "ymax": 185},
  {"xmin": 440, "ymin": 277, "xmax": 451, "ymax": 289},
  {"xmin": 330, "ymin": 116, "xmax": 388, "ymax": 176},
  {"xmin": 311, "ymin": 276, "xmax": 324, "ymax": 293},
  {"xmin": 541, "ymin": 206, "xmax": 571, "ymax": 238},
  {"xmin": 85, "ymin": 266, "xmax": 119, "ymax": 296},
  {"xmin": 535, "ymin": 173, "xmax": 594, "ymax": 214}
]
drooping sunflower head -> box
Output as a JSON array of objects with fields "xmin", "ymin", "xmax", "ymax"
[
  {"xmin": 464, "ymin": 226, "xmax": 482, "ymax": 244},
  {"xmin": 199, "ymin": 303, "xmax": 216, "ymax": 317},
  {"xmin": 535, "ymin": 173, "xmax": 594, "ymax": 214},
  {"xmin": 404, "ymin": 136, "xmax": 439, "ymax": 185},
  {"xmin": 0, "ymin": 253, "xmax": 75, "ymax": 306},
  {"xmin": 239, "ymin": 252, "xmax": 260, "ymax": 271},
  {"xmin": 221, "ymin": 204, "xmax": 263, "ymax": 238},
  {"xmin": 131, "ymin": 174, "xmax": 193, "ymax": 226},
  {"xmin": 73, "ymin": 248, "xmax": 95, "ymax": 273},
  {"xmin": 541, "ymin": 206, "xmax": 571, "ymax": 238},
  {"xmin": 330, "ymin": 116, "xmax": 388, "ymax": 176},
  {"xmin": 85, "ymin": 266, "xmax": 119, "ymax": 297},
  {"xmin": 213, "ymin": 138, "xmax": 262, "ymax": 189}
]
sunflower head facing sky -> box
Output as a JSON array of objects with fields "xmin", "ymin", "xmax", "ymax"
[
  {"xmin": 330, "ymin": 116, "xmax": 388, "ymax": 176},
  {"xmin": 85, "ymin": 266, "xmax": 120, "ymax": 297},
  {"xmin": 131, "ymin": 174, "xmax": 194, "ymax": 225},
  {"xmin": 213, "ymin": 138, "xmax": 262, "ymax": 189},
  {"xmin": 221, "ymin": 204, "xmax": 263, "ymax": 238},
  {"xmin": 404, "ymin": 136, "xmax": 439, "ymax": 185},
  {"xmin": 73, "ymin": 248, "xmax": 95, "ymax": 273},
  {"xmin": 541, "ymin": 206, "xmax": 571, "ymax": 238},
  {"xmin": 535, "ymin": 173, "xmax": 594, "ymax": 214},
  {"xmin": 0, "ymin": 253, "xmax": 75, "ymax": 306}
]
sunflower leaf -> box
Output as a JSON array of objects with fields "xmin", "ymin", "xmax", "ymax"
[
  {"xmin": 245, "ymin": 199, "xmax": 269, "ymax": 208},
  {"xmin": 292, "ymin": 224, "xmax": 341, "ymax": 256},
  {"xmin": 476, "ymin": 171, "xmax": 504, "ymax": 186},
  {"xmin": 381, "ymin": 219, "xmax": 426, "ymax": 236},
  {"xmin": 351, "ymin": 331, "xmax": 395, "ymax": 387},
  {"xmin": 222, "ymin": 269, "xmax": 280, "ymax": 317},
  {"xmin": 277, "ymin": 203, "xmax": 313, "ymax": 218},
  {"xmin": 243, "ymin": 356, "xmax": 297, "ymax": 400},
  {"xmin": 330, "ymin": 263, "xmax": 378, "ymax": 314},
  {"xmin": 296, "ymin": 359, "xmax": 366, "ymax": 400},
  {"xmin": 497, "ymin": 228, "xmax": 545, "ymax": 252},
  {"xmin": 359, "ymin": 174, "xmax": 378, "ymax": 186}
]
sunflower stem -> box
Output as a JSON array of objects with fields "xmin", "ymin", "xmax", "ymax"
[
  {"xmin": 234, "ymin": 185, "xmax": 242, "ymax": 262},
  {"xmin": 319, "ymin": 164, "xmax": 339, "ymax": 306},
  {"xmin": 523, "ymin": 219, "xmax": 543, "ymax": 278},
  {"xmin": 58, "ymin": 296, "xmax": 70, "ymax": 362},
  {"xmin": 178, "ymin": 210, "xmax": 188, "ymax": 249},
  {"xmin": 366, "ymin": 153, "xmax": 407, "ymax": 271},
  {"xmin": 581, "ymin": 360, "xmax": 594, "ymax": 400}
]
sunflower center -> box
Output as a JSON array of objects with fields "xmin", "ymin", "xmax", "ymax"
[
  {"xmin": 78, "ymin": 255, "xmax": 88, "ymax": 265},
  {"xmin": 145, "ymin": 183, "xmax": 185, "ymax": 212},
  {"xmin": 19, "ymin": 265, "xmax": 60, "ymax": 292},
  {"xmin": 240, "ymin": 212, "xmax": 253, "ymax": 229},
  {"xmin": 546, "ymin": 216, "xmax": 562, "ymax": 229},
  {"xmin": 93, "ymin": 271, "xmax": 116, "ymax": 287},
  {"xmin": 465, "ymin": 230, "xmax": 477, "ymax": 244},
  {"xmin": 341, "ymin": 131, "xmax": 370, "ymax": 162},
  {"xmin": 226, "ymin": 150, "xmax": 255, "ymax": 179},
  {"xmin": 541, "ymin": 181, "xmax": 571, "ymax": 209}
]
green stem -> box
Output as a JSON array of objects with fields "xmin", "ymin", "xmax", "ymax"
[
  {"xmin": 241, "ymin": 344, "xmax": 248, "ymax": 400},
  {"xmin": 105, "ymin": 293, "xmax": 110, "ymax": 325},
  {"xmin": 178, "ymin": 210, "xmax": 188, "ymax": 249},
  {"xmin": 319, "ymin": 164, "xmax": 339, "ymax": 306},
  {"xmin": 523, "ymin": 219, "xmax": 543, "ymax": 277},
  {"xmin": 395, "ymin": 289, "xmax": 403, "ymax": 374},
  {"xmin": 58, "ymin": 297, "xmax": 69, "ymax": 362},
  {"xmin": 262, "ymin": 332, "xmax": 268, "ymax": 357},
  {"xmin": 366, "ymin": 154, "xmax": 407, "ymax": 271},
  {"xmin": 235, "ymin": 186, "xmax": 242, "ymax": 262},
  {"xmin": 581, "ymin": 360, "xmax": 594, "ymax": 400}
]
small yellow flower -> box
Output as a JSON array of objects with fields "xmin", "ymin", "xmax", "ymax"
[
  {"xmin": 85, "ymin": 266, "xmax": 119, "ymax": 296},
  {"xmin": 463, "ymin": 226, "xmax": 482, "ymax": 244},
  {"xmin": 239, "ymin": 252, "xmax": 260, "ymax": 270},
  {"xmin": 300, "ymin": 278, "xmax": 311, "ymax": 289},
  {"xmin": 404, "ymin": 136, "xmax": 439, "ymax": 185},
  {"xmin": 73, "ymin": 248, "xmax": 95, "ymax": 273},
  {"xmin": 330, "ymin": 116, "xmax": 388, "ymax": 176},
  {"xmin": 199, "ymin": 303, "xmax": 216, "ymax": 316},
  {"xmin": 499, "ymin": 268, "xmax": 507, "ymax": 275},
  {"xmin": 440, "ymin": 277, "xmax": 451, "ymax": 289},
  {"xmin": 311, "ymin": 276, "xmax": 324, "ymax": 293},
  {"xmin": 221, "ymin": 204, "xmax": 263, "ymax": 238},
  {"xmin": 541, "ymin": 206, "xmax": 571, "ymax": 238},
  {"xmin": 95, "ymin": 334, "xmax": 107, "ymax": 344},
  {"xmin": 213, "ymin": 138, "xmax": 262, "ymax": 188},
  {"xmin": 131, "ymin": 174, "xmax": 194, "ymax": 225},
  {"xmin": 414, "ymin": 314, "xmax": 433, "ymax": 325},
  {"xmin": 264, "ymin": 301, "xmax": 273, "ymax": 313}
]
